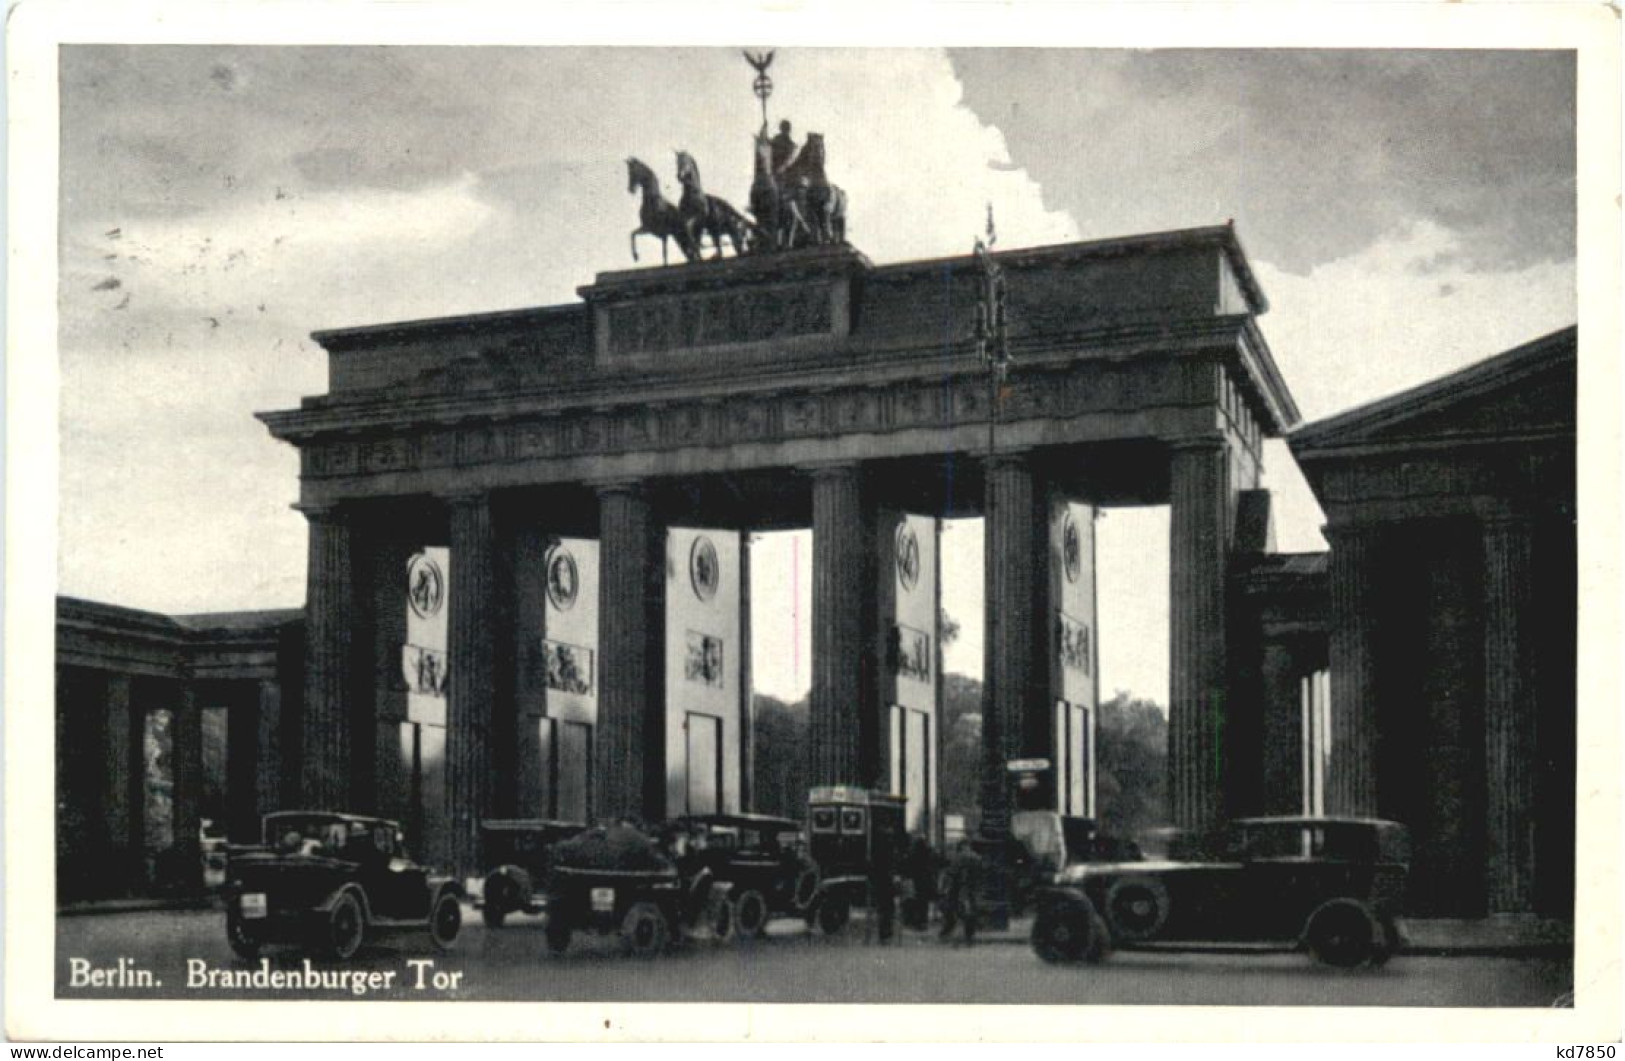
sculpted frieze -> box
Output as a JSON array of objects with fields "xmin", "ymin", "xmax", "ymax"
[
  {"xmin": 421, "ymin": 431, "xmax": 457, "ymax": 468},
  {"xmin": 364, "ymin": 438, "xmax": 411, "ymax": 473},
  {"xmin": 514, "ymin": 423, "xmax": 557, "ymax": 459},
  {"xmin": 297, "ymin": 355, "xmax": 1186, "ymax": 483},
  {"xmin": 605, "ymin": 283, "xmax": 835, "ymax": 357},
  {"xmin": 781, "ymin": 395, "xmax": 824, "ymax": 435},
  {"xmin": 725, "ymin": 400, "xmax": 770, "ymax": 441},
  {"xmin": 667, "ymin": 405, "xmax": 711, "ymax": 445},
  {"xmin": 457, "ymin": 427, "xmax": 499, "ymax": 465},
  {"xmin": 892, "ymin": 386, "xmax": 940, "ymax": 428}
]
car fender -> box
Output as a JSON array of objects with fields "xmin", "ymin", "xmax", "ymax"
[
  {"xmin": 1298, "ymin": 896, "xmax": 1379, "ymax": 949},
  {"xmin": 1032, "ymin": 884, "xmax": 1091, "ymax": 912},
  {"xmin": 483, "ymin": 865, "xmax": 534, "ymax": 908},
  {"xmin": 318, "ymin": 882, "xmax": 373, "ymax": 924},
  {"xmin": 429, "ymin": 875, "xmax": 467, "ymax": 902}
]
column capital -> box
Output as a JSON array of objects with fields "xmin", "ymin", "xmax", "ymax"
[
  {"xmin": 589, "ymin": 478, "xmax": 646, "ymax": 498},
  {"xmin": 1321, "ymin": 520, "xmax": 1381, "ymax": 545},
  {"xmin": 801, "ymin": 460, "xmax": 862, "ymax": 480},
  {"xmin": 982, "ymin": 448, "xmax": 1033, "ymax": 471},
  {"xmin": 293, "ymin": 501, "xmax": 345, "ymax": 523},
  {"xmin": 1167, "ymin": 434, "xmax": 1228, "ymax": 454},
  {"xmin": 1480, "ymin": 504, "xmax": 1536, "ymax": 531},
  {"xmin": 438, "ymin": 489, "xmax": 490, "ymax": 510}
]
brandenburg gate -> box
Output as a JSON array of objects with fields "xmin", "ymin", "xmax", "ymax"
[{"xmin": 259, "ymin": 226, "xmax": 1299, "ymax": 876}]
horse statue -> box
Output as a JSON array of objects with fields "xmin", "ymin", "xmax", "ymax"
[
  {"xmin": 750, "ymin": 129, "xmax": 812, "ymax": 253},
  {"xmin": 779, "ymin": 132, "xmax": 847, "ymax": 245},
  {"xmin": 626, "ymin": 157, "xmax": 699, "ymax": 265},
  {"xmin": 674, "ymin": 151, "xmax": 753, "ymax": 260}
]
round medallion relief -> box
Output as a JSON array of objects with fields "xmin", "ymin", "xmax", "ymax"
[
  {"xmin": 895, "ymin": 522, "xmax": 921, "ymax": 592},
  {"xmin": 1062, "ymin": 512, "xmax": 1083, "ymax": 584},
  {"xmin": 690, "ymin": 536, "xmax": 720, "ymax": 601},
  {"xmin": 546, "ymin": 546, "xmax": 580, "ymax": 611},
  {"xmin": 407, "ymin": 552, "xmax": 445, "ymax": 620}
]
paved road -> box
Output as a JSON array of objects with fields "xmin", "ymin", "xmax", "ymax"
[{"xmin": 55, "ymin": 907, "xmax": 1572, "ymax": 1007}]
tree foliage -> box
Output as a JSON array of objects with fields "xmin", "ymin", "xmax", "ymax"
[{"xmin": 1094, "ymin": 691, "xmax": 1170, "ymax": 839}]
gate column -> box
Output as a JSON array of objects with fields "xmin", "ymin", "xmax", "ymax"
[
  {"xmin": 981, "ymin": 453, "xmax": 1045, "ymax": 837},
  {"xmin": 596, "ymin": 482, "xmax": 666, "ymax": 821},
  {"xmin": 809, "ymin": 464, "xmax": 873, "ymax": 787},
  {"xmin": 1325, "ymin": 523, "xmax": 1380, "ymax": 815},
  {"xmin": 298, "ymin": 503, "xmax": 355, "ymax": 810},
  {"xmin": 445, "ymin": 492, "xmax": 494, "ymax": 877},
  {"xmin": 1483, "ymin": 511, "xmax": 1536, "ymax": 913},
  {"xmin": 1168, "ymin": 439, "xmax": 1231, "ymax": 830}
]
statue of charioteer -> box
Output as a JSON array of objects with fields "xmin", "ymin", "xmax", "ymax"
[{"xmin": 626, "ymin": 49, "xmax": 848, "ymax": 263}]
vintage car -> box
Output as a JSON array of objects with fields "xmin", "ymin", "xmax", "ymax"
[
  {"xmin": 964, "ymin": 812, "xmax": 1145, "ymax": 919},
  {"xmin": 222, "ymin": 810, "xmax": 464, "ymax": 961},
  {"xmin": 542, "ymin": 821, "xmax": 688, "ymax": 958},
  {"xmin": 663, "ymin": 813, "xmax": 819, "ymax": 939},
  {"xmin": 471, "ymin": 818, "xmax": 588, "ymax": 928},
  {"xmin": 1030, "ymin": 816, "xmax": 1410, "ymax": 968},
  {"xmin": 803, "ymin": 786, "xmax": 912, "ymax": 935}
]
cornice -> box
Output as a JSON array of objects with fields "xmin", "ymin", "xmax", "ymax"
[{"xmin": 258, "ymin": 315, "xmax": 1253, "ymax": 445}]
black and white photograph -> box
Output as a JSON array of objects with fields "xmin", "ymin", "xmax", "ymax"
[{"xmin": 6, "ymin": 0, "xmax": 1620, "ymax": 1043}]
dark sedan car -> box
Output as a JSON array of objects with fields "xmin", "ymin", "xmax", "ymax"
[
  {"xmin": 1030, "ymin": 816, "xmax": 1410, "ymax": 968},
  {"xmin": 665, "ymin": 813, "xmax": 818, "ymax": 939},
  {"xmin": 473, "ymin": 818, "xmax": 588, "ymax": 928},
  {"xmin": 223, "ymin": 811, "xmax": 464, "ymax": 961}
]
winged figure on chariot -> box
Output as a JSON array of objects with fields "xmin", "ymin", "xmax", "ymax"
[{"xmin": 625, "ymin": 50, "xmax": 848, "ymax": 262}]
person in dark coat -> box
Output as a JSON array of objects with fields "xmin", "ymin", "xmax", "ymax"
[{"xmin": 939, "ymin": 839, "xmax": 985, "ymax": 944}]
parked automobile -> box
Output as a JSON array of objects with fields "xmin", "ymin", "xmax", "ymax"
[
  {"xmin": 803, "ymin": 786, "xmax": 910, "ymax": 935},
  {"xmin": 1030, "ymin": 816, "xmax": 1410, "ymax": 968},
  {"xmin": 471, "ymin": 818, "xmax": 588, "ymax": 928},
  {"xmin": 222, "ymin": 810, "xmax": 464, "ymax": 961},
  {"xmin": 542, "ymin": 821, "xmax": 687, "ymax": 958},
  {"xmin": 663, "ymin": 813, "xmax": 819, "ymax": 939}
]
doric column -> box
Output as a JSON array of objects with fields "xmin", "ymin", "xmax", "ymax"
[
  {"xmin": 809, "ymin": 464, "xmax": 870, "ymax": 787},
  {"xmin": 1168, "ymin": 440, "xmax": 1230, "ymax": 830},
  {"xmin": 596, "ymin": 483, "xmax": 665, "ymax": 821},
  {"xmin": 170, "ymin": 679, "xmax": 203, "ymax": 895},
  {"xmin": 1325, "ymin": 523, "xmax": 1380, "ymax": 816},
  {"xmin": 1258, "ymin": 640, "xmax": 1304, "ymax": 815},
  {"xmin": 445, "ymin": 493, "xmax": 494, "ymax": 877},
  {"xmin": 981, "ymin": 453, "xmax": 1040, "ymax": 837},
  {"xmin": 1483, "ymin": 513, "xmax": 1536, "ymax": 913},
  {"xmin": 103, "ymin": 673, "xmax": 136, "ymax": 889},
  {"xmin": 254, "ymin": 678, "xmax": 283, "ymax": 826},
  {"xmin": 299, "ymin": 504, "xmax": 354, "ymax": 810}
]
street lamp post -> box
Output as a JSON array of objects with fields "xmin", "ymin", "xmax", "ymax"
[{"xmin": 973, "ymin": 207, "xmax": 1018, "ymax": 926}]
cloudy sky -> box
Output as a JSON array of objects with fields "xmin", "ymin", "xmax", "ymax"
[{"xmin": 55, "ymin": 45, "xmax": 1577, "ymax": 704}]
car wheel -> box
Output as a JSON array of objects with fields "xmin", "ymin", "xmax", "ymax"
[
  {"xmin": 430, "ymin": 891, "xmax": 462, "ymax": 952},
  {"xmin": 544, "ymin": 916, "xmax": 573, "ymax": 955},
  {"xmin": 1104, "ymin": 876, "xmax": 1170, "ymax": 942},
  {"xmin": 732, "ymin": 889, "xmax": 770, "ymax": 941},
  {"xmin": 708, "ymin": 891, "xmax": 736, "ymax": 941},
  {"xmin": 790, "ymin": 864, "xmax": 821, "ymax": 913},
  {"xmin": 320, "ymin": 892, "xmax": 366, "ymax": 961},
  {"xmin": 225, "ymin": 912, "xmax": 260, "ymax": 960},
  {"xmin": 1031, "ymin": 900, "xmax": 1102, "ymax": 964},
  {"xmin": 620, "ymin": 901, "xmax": 670, "ymax": 959},
  {"xmin": 1304, "ymin": 900, "xmax": 1379, "ymax": 968},
  {"xmin": 816, "ymin": 891, "xmax": 851, "ymax": 936}
]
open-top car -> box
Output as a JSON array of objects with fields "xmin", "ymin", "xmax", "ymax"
[
  {"xmin": 222, "ymin": 810, "xmax": 464, "ymax": 961},
  {"xmin": 664, "ymin": 813, "xmax": 818, "ymax": 939},
  {"xmin": 472, "ymin": 818, "xmax": 588, "ymax": 928},
  {"xmin": 1030, "ymin": 816, "xmax": 1410, "ymax": 968},
  {"xmin": 542, "ymin": 821, "xmax": 688, "ymax": 958}
]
